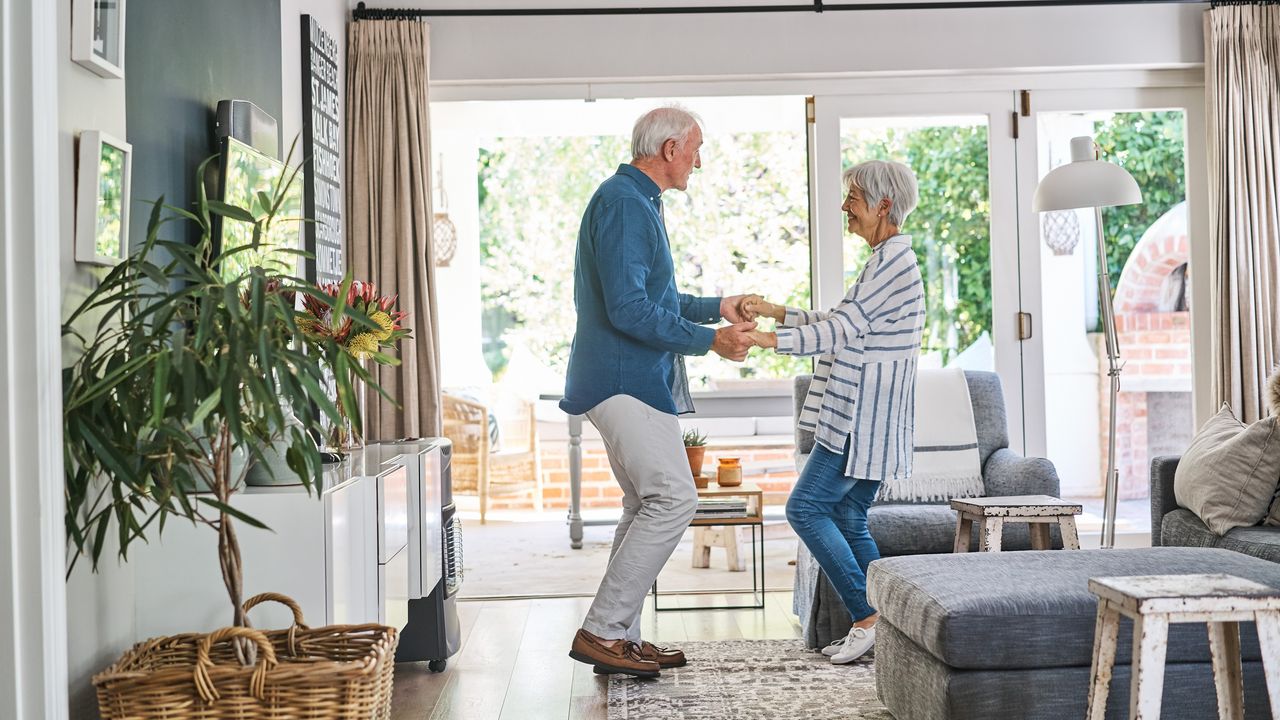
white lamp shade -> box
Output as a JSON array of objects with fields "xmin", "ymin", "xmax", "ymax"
[{"xmin": 1032, "ymin": 136, "xmax": 1142, "ymax": 212}]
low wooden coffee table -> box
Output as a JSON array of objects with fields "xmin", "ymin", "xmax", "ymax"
[{"xmin": 950, "ymin": 494, "xmax": 1082, "ymax": 552}]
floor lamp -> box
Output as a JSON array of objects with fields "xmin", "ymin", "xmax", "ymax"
[{"xmin": 1033, "ymin": 135, "xmax": 1142, "ymax": 549}]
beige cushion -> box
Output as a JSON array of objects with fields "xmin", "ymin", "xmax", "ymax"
[{"xmin": 1173, "ymin": 405, "xmax": 1280, "ymax": 536}]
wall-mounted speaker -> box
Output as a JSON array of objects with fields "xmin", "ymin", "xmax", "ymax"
[{"xmin": 215, "ymin": 99, "xmax": 278, "ymax": 159}]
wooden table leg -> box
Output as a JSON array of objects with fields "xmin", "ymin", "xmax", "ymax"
[
  {"xmin": 1030, "ymin": 522, "xmax": 1051, "ymax": 550},
  {"xmin": 979, "ymin": 517, "xmax": 1003, "ymax": 552},
  {"xmin": 953, "ymin": 514, "xmax": 974, "ymax": 553},
  {"xmin": 1255, "ymin": 610, "xmax": 1280, "ymax": 720},
  {"xmin": 1087, "ymin": 599, "xmax": 1121, "ymax": 720},
  {"xmin": 1059, "ymin": 515, "xmax": 1081, "ymax": 550},
  {"xmin": 692, "ymin": 527, "xmax": 710, "ymax": 569},
  {"xmin": 1130, "ymin": 613, "xmax": 1169, "ymax": 720},
  {"xmin": 1207, "ymin": 620, "xmax": 1244, "ymax": 720}
]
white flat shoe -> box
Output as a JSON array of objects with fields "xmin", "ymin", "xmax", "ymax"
[
  {"xmin": 831, "ymin": 625, "xmax": 875, "ymax": 665},
  {"xmin": 820, "ymin": 638, "xmax": 845, "ymax": 657}
]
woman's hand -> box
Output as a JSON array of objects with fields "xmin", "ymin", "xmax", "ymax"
[
  {"xmin": 747, "ymin": 330, "xmax": 778, "ymax": 349},
  {"xmin": 744, "ymin": 297, "xmax": 785, "ymax": 323}
]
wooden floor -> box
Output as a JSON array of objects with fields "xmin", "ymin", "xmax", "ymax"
[{"xmin": 391, "ymin": 591, "xmax": 802, "ymax": 720}]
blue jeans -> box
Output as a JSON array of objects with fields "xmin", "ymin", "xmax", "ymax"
[{"xmin": 785, "ymin": 440, "xmax": 881, "ymax": 622}]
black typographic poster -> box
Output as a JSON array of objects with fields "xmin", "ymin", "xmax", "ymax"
[{"xmin": 300, "ymin": 15, "xmax": 343, "ymax": 285}]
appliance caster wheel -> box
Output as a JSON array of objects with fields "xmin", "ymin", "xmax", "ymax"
[{"xmin": 428, "ymin": 659, "xmax": 447, "ymax": 673}]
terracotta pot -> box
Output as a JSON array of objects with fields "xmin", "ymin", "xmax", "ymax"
[
  {"xmin": 685, "ymin": 446, "xmax": 706, "ymax": 478},
  {"xmin": 693, "ymin": 473, "xmax": 710, "ymax": 489}
]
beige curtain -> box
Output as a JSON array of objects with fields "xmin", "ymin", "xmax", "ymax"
[
  {"xmin": 347, "ymin": 19, "xmax": 442, "ymax": 440},
  {"xmin": 1206, "ymin": 4, "xmax": 1280, "ymax": 422}
]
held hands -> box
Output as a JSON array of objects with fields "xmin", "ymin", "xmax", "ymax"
[
  {"xmin": 712, "ymin": 322, "xmax": 757, "ymax": 362},
  {"xmin": 714, "ymin": 293, "xmax": 783, "ymax": 361},
  {"xmin": 721, "ymin": 294, "xmax": 785, "ymax": 323},
  {"xmin": 720, "ymin": 294, "xmax": 763, "ymax": 323},
  {"xmin": 743, "ymin": 297, "xmax": 785, "ymax": 322}
]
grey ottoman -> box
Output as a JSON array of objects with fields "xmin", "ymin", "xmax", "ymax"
[{"xmin": 867, "ymin": 548, "xmax": 1280, "ymax": 719}]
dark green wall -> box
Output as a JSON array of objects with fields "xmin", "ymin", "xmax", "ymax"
[{"xmin": 126, "ymin": 0, "xmax": 282, "ymax": 245}]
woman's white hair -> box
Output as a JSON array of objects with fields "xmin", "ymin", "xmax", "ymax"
[
  {"xmin": 843, "ymin": 160, "xmax": 919, "ymax": 227},
  {"xmin": 631, "ymin": 105, "xmax": 703, "ymax": 160}
]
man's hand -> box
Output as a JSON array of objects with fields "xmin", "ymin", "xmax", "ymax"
[
  {"xmin": 712, "ymin": 321, "xmax": 757, "ymax": 362},
  {"xmin": 743, "ymin": 297, "xmax": 785, "ymax": 322},
  {"xmin": 721, "ymin": 294, "xmax": 764, "ymax": 323}
]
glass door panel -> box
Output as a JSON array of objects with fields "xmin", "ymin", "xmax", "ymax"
[
  {"xmin": 1017, "ymin": 88, "xmax": 1206, "ymax": 511},
  {"xmin": 811, "ymin": 94, "xmax": 1023, "ymax": 448}
]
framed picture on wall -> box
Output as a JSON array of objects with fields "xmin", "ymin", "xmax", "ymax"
[
  {"xmin": 76, "ymin": 131, "xmax": 132, "ymax": 266},
  {"xmin": 72, "ymin": 0, "xmax": 126, "ymax": 79}
]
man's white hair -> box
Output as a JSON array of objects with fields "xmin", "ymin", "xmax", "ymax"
[
  {"xmin": 631, "ymin": 105, "xmax": 703, "ymax": 160},
  {"xmin": 842, "ymin": 160, "xmax": 919, "ymax": 227}
]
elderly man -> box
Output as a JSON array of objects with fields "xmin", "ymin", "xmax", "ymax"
[{"xmin": 561, "ymin": 106, "xmax": 758, "ymax": 678}]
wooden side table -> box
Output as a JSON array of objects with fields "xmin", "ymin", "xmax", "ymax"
[
  {"xmin": 1086, "ymin": 574, "xmax": 1280, "ymax": 720},
  {"xmin": 653, "ymin": 482, "xmax": 764, "ymax": 611},
  {"xmin": 950, "ymin": 494, "xmax": 1082, "ymax": 552}
]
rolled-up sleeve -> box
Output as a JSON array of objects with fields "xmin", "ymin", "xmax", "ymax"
[{"xmin": 594, "ymin": 199, "xmax": 716, "ymax": 355}]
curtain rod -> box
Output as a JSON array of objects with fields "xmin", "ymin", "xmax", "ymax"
[{"xmin": 353, "ymin": 0, "xmax": 1204, "ymax": 19}]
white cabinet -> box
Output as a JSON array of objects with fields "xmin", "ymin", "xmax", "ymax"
[{"xmin": 133, "ymin": 442, "xmax": 431, "ymax": 638}]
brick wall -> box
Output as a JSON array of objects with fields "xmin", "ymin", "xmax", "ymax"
[
  {"xmin": 485, "ymin": 438, "xmax": 801, "ymax": 512},
  {"xmin": 1102, "ymin": 219, "xmax": 1193, "ymax": 498}
]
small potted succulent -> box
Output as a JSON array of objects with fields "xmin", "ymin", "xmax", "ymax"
[{"xmin": 683, "ymin": 428, "xmax": 708, "ymax": 485}]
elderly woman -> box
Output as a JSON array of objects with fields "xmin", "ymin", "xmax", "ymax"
[{"xmin": 747, "ymin": 159, "xmax": 923, "ymax": 665}]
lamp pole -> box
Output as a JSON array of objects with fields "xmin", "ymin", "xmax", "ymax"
[
  {"xmin": 1095, "ymin": 205, "xmax": 1121, "ymax": 549},
  {"xmin": 1033, "ymin": 135, "xmax": 1141, "ymax": 550}
]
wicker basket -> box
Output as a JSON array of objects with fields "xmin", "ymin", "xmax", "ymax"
[{"xmin": 93, "ymin": 592, "xmax": 397, "ymax": 720}]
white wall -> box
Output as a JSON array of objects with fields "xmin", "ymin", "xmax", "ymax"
[
  {"xmin": 57, "ymin": 0, "xmax": 136, "ymax": 713},
  {"xmin": 282, "ymin": 0, "xmax": 349, "ymax": 148},
  {"xmin": 366, "ymin": 1, "xmax": 1207, "ymax": 87}
]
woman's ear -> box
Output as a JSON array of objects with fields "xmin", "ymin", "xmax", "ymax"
[{"xmin": 879, "ymin": 198, "xmax": 893, "ymax": 217}]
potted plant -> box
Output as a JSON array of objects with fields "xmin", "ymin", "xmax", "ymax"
[
  {"xmin": 62, "ymin": 156, "xmax": 403, "ymax": 716},
  {"xmin": 297, "ymin": 280, "xmax": 409, "ymax": 451},
  {"xmin": 683, "ymin": 427, "xmax": 708, "ymax": 483}
]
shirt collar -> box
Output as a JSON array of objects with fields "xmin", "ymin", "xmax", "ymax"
[
  {"xmin": 616, "ymin": 163, "xmax": 662, "ymax": 201},
  {"xmin": 874, "ymin": 233, "xmax": 911, "ymax": 252}
]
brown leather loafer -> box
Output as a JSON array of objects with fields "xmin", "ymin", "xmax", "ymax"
[
  {"xmin": 593, "ymin": 640, "xmax": 686, "ymax": 673},
  {"xmin": 640, "ymin": 641, "xmax": 686, "ymax": 668},
  {"xmin": 568, "ymin": 629, "xmax": 660, "ymax": 678}
]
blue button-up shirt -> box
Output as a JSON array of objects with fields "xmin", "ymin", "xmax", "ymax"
[{"xmin": 559, "ymin": 164, "xmax": 721, "ymax": 417}]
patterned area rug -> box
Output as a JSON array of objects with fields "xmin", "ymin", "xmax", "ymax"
[{"xmin": 606, "ymin": 639, "xmax": 892, "ymax": 720}]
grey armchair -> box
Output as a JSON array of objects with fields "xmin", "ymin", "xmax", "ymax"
[{"xmin": 791, "ymin": 370, "xmax": 1063, "ymax": 648}]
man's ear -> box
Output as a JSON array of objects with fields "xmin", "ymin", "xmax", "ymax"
[{"xmin": 663, "ymin": 138, "xmax": 678, "ymax": 161}]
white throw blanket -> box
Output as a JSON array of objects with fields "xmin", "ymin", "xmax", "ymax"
[{"xmin": 880, "ymin": 367, "xmax": 985, "ymax": 502}]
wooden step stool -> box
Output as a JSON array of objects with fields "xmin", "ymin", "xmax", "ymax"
[
  {"xmin": 1086, "ymin": 573, "xmax": 1280, "ymax": 719},
  {"xmin": 692, "ymin": 526, "xmax": 747, "ymax": 572}
]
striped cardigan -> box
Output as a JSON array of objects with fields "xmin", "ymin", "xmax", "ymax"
[{"xmin": 775, "ymin": 234, "xmax": 925, "ymax": 482}]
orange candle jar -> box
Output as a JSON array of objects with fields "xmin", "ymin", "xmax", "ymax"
[{"xmin": 716, "ymin": 457, "xmax": 743, "ymax": 487}]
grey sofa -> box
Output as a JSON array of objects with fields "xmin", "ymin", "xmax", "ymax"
[
  {"xmin": 792, "ymin": 370, "xmax": 1063, "ymax": 648},
  {"xmin": 1151, "ymin": 455, "xmax": 1280, "ymax": 563},
  {"xmin": 869, "ymin": 547, "xmax": 1280, "ymax": 719}
]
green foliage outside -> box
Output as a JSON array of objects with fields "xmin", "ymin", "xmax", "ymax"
[
  {"xmin": 477, "ymin": 131, "xmax": 812, "ymax": 389},
  {"xmin": 840, "ymin": 123, "xmax": 991, "ymax": 364},
  {"xmin": 1094, "ymin": 111, "xmax": 1187, "ymax": 292},
  {"xmin": 475, "ymin": 110, "xmax": 1186, "ymax": 384}
]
